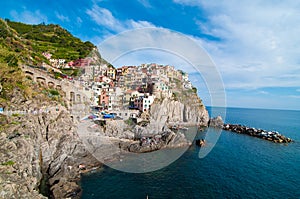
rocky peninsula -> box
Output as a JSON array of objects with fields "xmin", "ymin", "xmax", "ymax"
[{"xmin": 77, "ymin": 95, "xmax": 209, "ymax": 162}]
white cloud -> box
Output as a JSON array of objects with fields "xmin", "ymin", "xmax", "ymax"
[
  {"xmin": 138, "ymin": 0, "xmax": 153, "ymax": 8},
  {"xmin": 86, "ymin": 5, "xmax": 155, "ymax": 33},
  {"xmin": 10, "ymin": 10, "xmax": 47, "ymax": 24},
  {"xmin": 173, "ymin": 0, "xmax": 300, "ymax": 89},
  {"xmin": 86, "ymin": 5, "xmax": 123, "ymax": 32},
  {"xmin": 55, "ymin": 12, "xmax": 70, "ymax": 22}
]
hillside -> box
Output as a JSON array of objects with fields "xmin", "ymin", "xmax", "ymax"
[
  {"xmin": 0, "ymin": 18, "xmax": 107, "ymax": 107},
  {"xmin": 0, "ymin": 18, "xmax": 103, "ymax": 66},
  {"xmin": 0, "ymin": 19, "xmax": 101, "ymax": 198}
]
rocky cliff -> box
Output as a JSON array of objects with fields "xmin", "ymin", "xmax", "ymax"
[
  {"xmin": 0, "ymin": 19, "xmax": 103, "ymax": 198},
  {"xmin": 0, "ymin": 92, "xmax": 100, "ymax": 199},
  {"xmin": 150, "ymin": 92, "xmax": 209, "ymax": 129}
]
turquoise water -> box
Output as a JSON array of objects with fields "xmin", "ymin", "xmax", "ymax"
[{"xmin": 80, "ymin": 107, "xmax": 300, "ymax": 198}]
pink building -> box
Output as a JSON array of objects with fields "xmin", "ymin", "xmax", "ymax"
[
  {"xmin": 72, "ymin": 58, "xmax": 92, "ymax": 67},
  {"xmin": 99, "ymin": 90, "xmax": 109, "ymax": 110}
]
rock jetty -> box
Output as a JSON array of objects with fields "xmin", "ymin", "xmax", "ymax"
[{"xmin": 223, "ymin": 124, "xmax": 293, "ymax": 143}]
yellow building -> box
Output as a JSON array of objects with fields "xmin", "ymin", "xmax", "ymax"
[{"xmin": 107, "ymin": 65, "xmax": 116, "ymax": 80}]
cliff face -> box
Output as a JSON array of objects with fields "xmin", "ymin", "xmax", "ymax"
[
  {"xmin": 150, "ymin": 92, "xmax": 209, "ymax": 128},
  {"xmin": 0, "ymin": 99, "xmax": 99, "ymax": 199},
  {"xmin": 0, "ymin": 19, "xmax": 103, "ymax": 198}
]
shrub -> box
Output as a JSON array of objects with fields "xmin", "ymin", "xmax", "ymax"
[
  {"xmin": 192, "ymin": 87, "xmax": 197, "ymax": 93},
  {"xmin": 2, "ymin": 160, "xmax": 15, "ymax": 166},
  {"xmin": 49, "ymin": 89, "xmax": 59, "ymax": 96}
]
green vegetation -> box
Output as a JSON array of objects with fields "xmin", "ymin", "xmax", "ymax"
[
  {"xmin": 0, "ymin": 18, "xmax": 102, "ymax": 69},
  {"xmin": 0, "ymin": 62, "xmax": 31, "ymax": 101},
  {"xmin": 60, "ymin": 68, "xmax": 82, "ymax": 77},
  {"xmin": 124, "ymin": 118, "xmax": 135, "ymax": 126},
  {"xmin": 172, "ymin": 92, "xmax": 179, "ymax": 101},
  {"xmin": 1, "ymin": 160, "xmax": 15, "ymax": 166},
  {"xmin": 49, "ymin": 89, "xmax": 60, "ymax": 96},
  {"xmin": 5, "ymin": 20, "xmax": 95, "ymax": 62},
  {"xmin": 10, "ymin": 121, "xmax": 21, "ymax": 125},
  {"xmin": 192, "ymin": 87, "xmax": 197, "ymax": 93}
]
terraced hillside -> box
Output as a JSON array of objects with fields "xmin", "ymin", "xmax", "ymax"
[{"xmin": 0, "ymin": 18, "xmax": 105, "ymax": 66}]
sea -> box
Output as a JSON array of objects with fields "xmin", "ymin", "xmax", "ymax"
[{"xmin": 80, "ymin": 107, "xmax": 300, "ymax": 199}]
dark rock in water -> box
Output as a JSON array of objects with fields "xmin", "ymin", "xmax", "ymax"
[{"xmin": 209, "ymin": 116, "xmax": 224, "ymax": 128}]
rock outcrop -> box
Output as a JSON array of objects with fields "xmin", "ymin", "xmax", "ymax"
[
  {"xmin": 0, "ymin": 102, "xmax": 100, "ymax": 199},
  {"xmin": 80, "ymin": 118, "xmax": 191, "ymax": 155},
  {"xmin": 102, "ymin": 120, "xmax": 135, "ymax": 139},
  {"xmin": 128, "ymin": 130, "xmax": 190, "ymax": 153},
  {"xmin": 150, "ymin": 96, "xmax": 209, "ymax": 128},
  {"xmin": 209, "ymin": 116, "xmax": 224, "ymax": 128}
]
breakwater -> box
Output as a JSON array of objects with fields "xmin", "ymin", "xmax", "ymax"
[{"xmin": 223, "ymin": 124, "xmax": 293, "ymax": 143}]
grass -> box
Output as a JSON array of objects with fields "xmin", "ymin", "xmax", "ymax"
[
  {"xmin": 1, "ymin": 160, "xmax": 15, "ymax": 166},
  {"xmin": 10, "ymin": 121, "xmax": 21, "ymax": 125}
]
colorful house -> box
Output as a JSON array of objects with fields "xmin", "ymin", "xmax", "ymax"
[
  {"xmin": 99, "ymin": 90, "xmax": 109, "ymax": 110},
  {"xmin": 107, "ymin": 65, "xmax": 116, "ymax": 80},
  {"xmin": 134, "ymin": 95, "xmax": 155, "ymax": 112}
]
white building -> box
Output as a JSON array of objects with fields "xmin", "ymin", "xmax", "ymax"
[
  {"xmin": 142, "ymin": 95, "xmax": 155, "ymax": 112},
  {"xmin": 184, "ymin": 81, "xmax": 193, "ymax": 89}
]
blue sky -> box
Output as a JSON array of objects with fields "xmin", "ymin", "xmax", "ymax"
[{"xmin": 1, "ymin": 0, "xmax": 300, "ymax": 110}]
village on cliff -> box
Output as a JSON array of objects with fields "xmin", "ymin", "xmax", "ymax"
[{"xmin": 40, "ymin": 51, "xmax": 194, "ymax": 121}]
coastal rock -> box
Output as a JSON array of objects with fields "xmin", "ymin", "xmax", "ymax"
[
  {"xmin": 223, "ymin": 123, "xmax": 293, "ymax": 143},
  {"xmin": 209, "ymin": 116, "xmax": 224, "ymax": 128},
  {"xmin": 0, "ymin": 103, "xmax": 100, "ymax": 199},
  {"xmin": 128, "ymin": 131, "xmax": 191, "ymax": 153},
  {"xmin": 150, "ymin": 97, "xmax": 209, "ymax": 128},
  {"xmin": 104, "ymin": 120, "xmax": 134, "ymax": 139}
]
